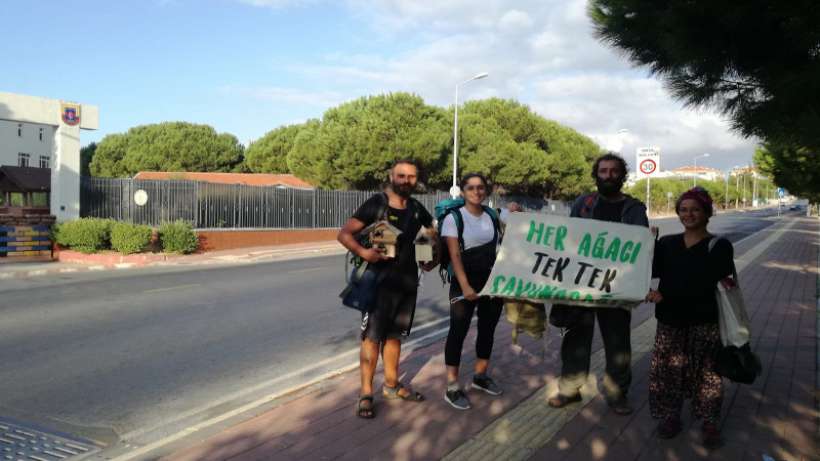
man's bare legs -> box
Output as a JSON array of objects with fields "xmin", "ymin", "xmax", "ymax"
[
  {"xmin": 382, "ymin": 338, "xmax": 412, "ymax": 397},
  {"xmin": 359, "ymin": 337, "xmax": 380, "ymax": 415}
]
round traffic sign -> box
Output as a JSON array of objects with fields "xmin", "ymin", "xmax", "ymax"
[{"xmin": 639, "ymin": 159, "xmax": 657, "ymax": 175}]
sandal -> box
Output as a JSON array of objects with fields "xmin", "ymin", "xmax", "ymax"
[
  {"xmin": 357, "ymin": 394, "xmax": 375, "ymax": 419},
  {"xmin": 547, "ymin": 392, "xmax": 582, "ymax": 408},
  {"xmin": 382, "ymin": 382, "xmax": 425, "ymax": 402}
]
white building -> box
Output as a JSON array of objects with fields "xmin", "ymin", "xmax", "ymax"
[
  {"xmin": 0, "ymin": 92, "xmax": 99, "ymax": 221},
  {"xmin": 0, "ymin": 120, "xmax": 56, "ymax": 169},
  {"xmin": 668, "ymin": 165, "xmax": 724, "ymax": 182}
]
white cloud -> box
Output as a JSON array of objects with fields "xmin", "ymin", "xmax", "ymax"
[
  {"xmin": 531, "ymin": 75, "xmax": 756, "ymax": 168},
  {"xmin": 498, "ymin": 10, "xmax": 534, "ymax": 32},
  {"xmin": 233, "ymin": 0, "xmax": 758, "ymax": 170},
  {"xmin": 220, "ymin": 85, "xmax": 347, "ymax": 108}
]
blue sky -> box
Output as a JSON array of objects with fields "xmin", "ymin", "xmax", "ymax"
[{"xmin": 1, "ymin": 0, "xmax": 758, "ymax": 171}]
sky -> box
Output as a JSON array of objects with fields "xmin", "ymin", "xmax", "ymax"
[{"xmin": 1, "ymin": 0, "xmax": 759, "ymax": 172}]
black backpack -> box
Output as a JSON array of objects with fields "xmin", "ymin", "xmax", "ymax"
[{"xmin": 436, "ymin": 203, "xmax": 501, "ymax": 283}]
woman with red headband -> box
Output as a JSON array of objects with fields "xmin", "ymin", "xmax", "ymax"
[{"xmin": 645, "ymin": 187, "xmax": 735, "ymax": 448}]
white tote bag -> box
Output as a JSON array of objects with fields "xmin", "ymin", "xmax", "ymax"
[{"xmin": 709, "ymin": 238, "xmax": 751, "ymax": 347}]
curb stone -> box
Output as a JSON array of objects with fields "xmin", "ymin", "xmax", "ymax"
[{"xmin": 0, "ymin": 242, "xmax": 345, "ymax": 280}]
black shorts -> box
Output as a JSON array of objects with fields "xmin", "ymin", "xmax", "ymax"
[{"xmin": 360, "ymin": 286, "xmax": 417, "ymax": 342}]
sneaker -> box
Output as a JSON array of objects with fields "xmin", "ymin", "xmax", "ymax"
[
  {"xmin": 607, "ymin": 396, "xmax": 634, "ymax": 415},
  {"xmin": 701, "ymin": 422, "xmax": 722, "ymax": 449},
  {"xmin": 547, "ymin": 392, "xmax": 583, "ymax": 408},
  {"xmin": 471, "ymin": 374, "xmax": 503, "ymax": 396},
  {"xmin": 656, "ymin": 417, "xmax": 682, "ymax": 439},
  {"xmin": 444, "ymin": 388, "xmax": 472, "ymax": 410}
]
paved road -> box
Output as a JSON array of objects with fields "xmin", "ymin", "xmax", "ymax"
[{"xmin": 0, "ymin": 208, "xmax": 787, "ymax": 454}]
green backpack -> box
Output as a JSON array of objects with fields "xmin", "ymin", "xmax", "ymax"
[{"xmin": 505, "ymin": 301, "xmax": 547, "ymax": 345}]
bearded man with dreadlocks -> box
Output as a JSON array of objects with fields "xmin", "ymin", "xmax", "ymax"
[{"xmin": 547, "ymin": 152, "xmax": 649, "ymax": 416}]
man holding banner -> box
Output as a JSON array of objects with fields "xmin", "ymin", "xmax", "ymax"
[
  {"xmin": 477, "ymin": 153, "xmax": 651, "ymax": 415},
  {"xmin": 546, "ymin": 153, "xmax": 649, "ymax": 415}
]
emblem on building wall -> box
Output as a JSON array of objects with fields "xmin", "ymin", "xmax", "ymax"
[{"xmin": 61, "ymin": 103, "xmax": 81, "ymax": 126}]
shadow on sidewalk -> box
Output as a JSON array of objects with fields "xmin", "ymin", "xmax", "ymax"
[
  {"xmin": 164, "ymin": 218, "xmax": 819, "ymax": 461},
  {"xmin": 164, "ymin": 317, "xmax": 561, "ymax": 461}
]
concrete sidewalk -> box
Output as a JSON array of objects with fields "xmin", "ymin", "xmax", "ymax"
[
  {"xmin": 155, "ymin": 215, "xmax": 818, "ymax": 461},
  {"xmin": 0, "ymin": 240, "xmax": 345, "ymax": 279}
]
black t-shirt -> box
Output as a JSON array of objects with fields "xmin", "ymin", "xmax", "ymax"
[
  {"xmin": 593, "ymin": 198, "xmax": 626, "ymax": 223},
  {"xmin": 652, "ymin": 234, "xmax": 735, "ymax": 327},
  {"xmin": 352, "ymin": 194, "xmax": 433, "ymax": 291}
]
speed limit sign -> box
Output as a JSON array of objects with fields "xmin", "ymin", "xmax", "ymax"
[
  {"xmin": 639, "ymin": 159, "xmax": 657, "ymax": 175},
  {"xmin": 636, "ymin": 147, "xmax": 660, "ymax": 178}
]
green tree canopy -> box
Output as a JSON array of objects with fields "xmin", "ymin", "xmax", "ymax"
[
  {"xmin": 80, "ymin": 142, "xmax": 96, "ymax": 177},
  {"xmin": 754, "ymin": 143, "xmax": 820, "ymax": 203},
  {"xmin": 245, "ymin": 123, "xmax": 304, "ymax": 174},
  {"xmin": 89, "ymin": 122, "xmax": 245, "ymax": 177},
  {"xmin": 287, "ymin": 93, "xmax": 451, "ymax": 189},
  {"xmin": 589, "ymin": 0, "xmax": 820, "ymax": 152},
  {"xmin": 628, "ymin": 173, "xmax": 777, "ymax": 215},
  {"xmin": 285, "ymin": 94, "xmax": 602, "ymax": 197},
  {"xmin": 456, "ymin": 98, "xmax": 601, "ymax": 198}
]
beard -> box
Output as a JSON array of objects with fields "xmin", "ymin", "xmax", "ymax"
[
  {"xmin": 391, "ymin": 181, "xmax": 415, "ymax": 197},
  {"xmin": 596, "ymin": 177, "xmax": 624, "ymax": 197}
]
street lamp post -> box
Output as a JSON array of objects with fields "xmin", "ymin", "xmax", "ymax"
[
  {"xmin": 693, "ymin": 153, "xmax": 710, "ymax": 187},
  {"xmin": 724, "ymin": 171, "xmax": 730, "ymax": 210},
  {"xmin": 734, "ymin": 166, "xmax": 740, "ymax": 208},
  {"xmin": 451, "ymin": 72, "xmax": 489, "ymax": 198},
  {"xmin": 616, "ymin": 128, "xmax": 629, "ymax": 154},
  {"xmin": 752, "ymin": 168, "xmax": 758, "ymax": 207},
  {"xmin": 741, "ymin": 170, "xmax": 747, "ymax": 207}
]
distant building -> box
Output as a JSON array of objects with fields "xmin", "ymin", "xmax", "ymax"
[
  {"xmin": 133, "ymin": 172, "xmax": 314, "ymax": 189},
  {"xmin": 625, "ymin": 169, "xmax": 674, "ymax": 187},
  {"xmin": 730, "ymin": 166, "xmax": 757, "ymax": 176},
  {"xmin": 668, "ymin": 165, "xmax": 724, "ymax": 182},
  {"xmin": 0, "ymin": 92, "xmax": 99, "ymax": 221}
]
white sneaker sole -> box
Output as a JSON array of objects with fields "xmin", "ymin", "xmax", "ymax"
[
  {"xmin": 444, "ymin": 394, "xmax": 471, "ymax": 410},
  {"xmin": 471, "ymin": 382, "xmax": 503, "ymax": 396}
]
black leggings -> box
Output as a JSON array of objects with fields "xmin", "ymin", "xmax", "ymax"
[{"xmin": 444, "ymin": 270, "xmax": 503, "ymax": 367}]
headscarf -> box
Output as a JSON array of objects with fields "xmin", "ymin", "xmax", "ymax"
[{"xmin": 675, "ymin": 186, "xmax": 714, "ymax": 217}]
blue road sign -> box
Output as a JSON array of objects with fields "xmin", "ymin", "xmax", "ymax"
[{"xmin": 778, "ymin": 187, "xmax": 785, "ymax": 198}]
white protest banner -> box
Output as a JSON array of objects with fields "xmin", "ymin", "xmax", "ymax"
[{"xmin": 479, "ymin": 212, "xmax": 653, "ymax": 308}]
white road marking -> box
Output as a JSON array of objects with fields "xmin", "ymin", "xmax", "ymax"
[
  {"xmin": 143, "ymin": 284, "xmax": 201, "ymax": 294},
  {"xmin": 287, "ymin": 267, "xmax": 325, "ymax": 274}
]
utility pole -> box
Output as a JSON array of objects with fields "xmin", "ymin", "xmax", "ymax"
[
  {"xmin": 741, "ymin": 171, "xmax": 747, "ymax": 207},
  {"xmin": 735, "ymin": 170, "xmax": 740, "ymax": 208},
  {"xmin": 752, "ymin": 170, "xmax": 758, "ymax": 207},
  {"xmin": 724, "ymin": 172, "xmax": 729, "ymax": 210}
]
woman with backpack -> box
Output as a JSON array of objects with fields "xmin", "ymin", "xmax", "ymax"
[
  {"xmin": 645, "ymin": 187, "xmax": 735, "ymax": 448},
  {"xmin": 440, "ymin": 173, "xmax": 508, "ymax": 410}
]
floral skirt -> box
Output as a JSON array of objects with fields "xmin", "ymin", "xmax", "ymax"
[{"xmin": 649, "ymin": 322, "xmax": 723, "ymax": 423}]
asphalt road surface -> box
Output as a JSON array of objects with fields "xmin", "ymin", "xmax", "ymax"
[{"xmin": 0, "ymin": 207, "xmax": 787, "ymax": 456}]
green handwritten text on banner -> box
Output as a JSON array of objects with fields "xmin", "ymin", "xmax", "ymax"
[{"xmin": 479, "ymin": 212, "xmax": 653, "ymax": 308}]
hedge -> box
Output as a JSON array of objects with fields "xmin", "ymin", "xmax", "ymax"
[
  {"xmin": 110, "ymin": 222, "xmax": 153, "ymax": 255},
  {"xmin": 159, "ymin": 220, "xmax": 199, "ymax": 254},
  {"xmin": 54, "ymin": 218, "xmax": 114, "ymax": 253}
]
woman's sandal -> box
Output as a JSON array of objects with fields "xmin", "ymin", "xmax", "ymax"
[
  {"xmin": 382, "ymin": 382, "xmax": 425, "ymax": 402},
  {"xmin": 357, "ymin": 395, "xmax": 375, "ymax": 419}
]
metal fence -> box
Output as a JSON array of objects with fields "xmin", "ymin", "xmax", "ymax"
[{"xmin": 80, "ymin": 177, "xmax": 567, "ymax": 229}]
